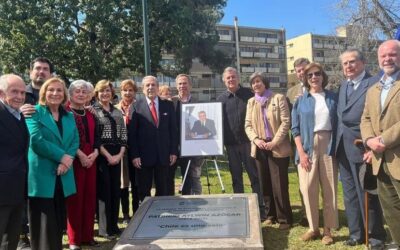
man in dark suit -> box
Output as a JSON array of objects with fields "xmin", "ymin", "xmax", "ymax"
[
  {"xmin": 129, "ymin": 76, "xmax": 178, "ymax": 201},
  {"xmin": 190, "ymin": 111, "xmax": 216, "ymax": 139},
  {"xmin": 336, "ymin": 49, "xmax": 386, "ymax": 249},
  {"xmin": 0, "ymin": 74, "xmax": 29, "ymax": 250}
]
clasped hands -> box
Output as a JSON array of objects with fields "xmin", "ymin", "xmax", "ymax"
[
  {"xmin": 57, "ymin": 154, "xmax": 74, "ymax": 176},
  {"xmin": 254, "ymin": 138, "xmax": 275, "ymax": 151}
]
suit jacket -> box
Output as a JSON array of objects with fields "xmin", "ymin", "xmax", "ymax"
[
  {"xmin": 360, "ymin": 73, "xmax": 400, "ymax": 180},
  {"xmin": 129, "ymin": 98, "xmax": 178, "ymax": 166},
  {"xmin": 336, "ymin": 73, "xmax": 378, "ymax": 163},
  {"xmin": 286, "ymin": 83, "xmax": 303, "ymax": 105},
  {"xmin": 26, "ymin": 105, "xmax": 79, "ymax": 198},
  {"xmin": 245, "ymin": 92, "xmax": 292, "ymax": 158},
  {"xmin": 0, "ymin": 102, "xmax": 29, "ymax": 205},
  {"xmin": 191, "ymin": 119, "xmax": 216, "ymax": 139}
]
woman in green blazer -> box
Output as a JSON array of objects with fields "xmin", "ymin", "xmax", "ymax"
[{"xmin": 26, "ymin": 77, "xmax": 79, "ymax": 250}]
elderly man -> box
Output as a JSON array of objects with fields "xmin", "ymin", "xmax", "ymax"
[
  {"xmin": 128, "ymin": 76, "xmax": 178, "ymax": 201},
  {"xmin": 171, "ymin": 74, "xmax": 204, "ymax": 195},
  {"xmin": 0, "ymin": 74, "xmax": 29, "ymax": 250},
  {"xmin": 336, "ymin": 49, "xmax": 386, "ymax": 249},
  {"xmin": 217, "ymin": 67, "xmax": 265, "ymax": 221},
  {"xmin": 361, "ymin": 39, "xmax": 400, "ymax": 246}
]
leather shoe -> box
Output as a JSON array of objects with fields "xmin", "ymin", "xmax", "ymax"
[
  {"xmin": 82, "ymin": 240, "xmax": 100, "ymax": 247},
  {"xmin": 343, "ymin": 238, "xmax": 362, "ymax": 246}
]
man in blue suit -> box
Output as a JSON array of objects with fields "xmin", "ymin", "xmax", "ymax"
[
  {"xmin": 336, "ymin": 49, "xmax": 386, "ymax": 249},
  {"xmin": 128, "ymin": 76, "xmax": 178, "ymax": 201}
]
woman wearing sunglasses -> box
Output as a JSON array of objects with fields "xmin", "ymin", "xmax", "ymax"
[{"xmin": 291, "ymin": 62, "xmax": 338, "ymax": 245}]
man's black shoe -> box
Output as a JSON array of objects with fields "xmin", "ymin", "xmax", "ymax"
[{"xmin": 343, "ymin": 238, "xmax": 363, "ymax": 246}]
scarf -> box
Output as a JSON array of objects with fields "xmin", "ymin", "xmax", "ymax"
[{"xmin": 254, "ymin": 89, "xmax": 273, "ymax": 140}]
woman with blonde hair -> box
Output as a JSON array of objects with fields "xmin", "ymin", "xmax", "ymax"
[
  {"xmin": 26, "ymin": 77, "xmax": 79, "ymax": 250},
  {"xmin": 115, "ymin": 79, "xmax": 139, "ymax": 223}
]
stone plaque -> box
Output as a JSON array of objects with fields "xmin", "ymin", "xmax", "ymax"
[
  {"xmin": 133, "ymin": 196, "xmax": 249, "ymax": 239},
  {"xmin": 114, "ymin": 194, "xmax": 263, "ymax": 250}
]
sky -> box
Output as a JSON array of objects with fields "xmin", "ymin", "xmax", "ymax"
[{"xmin": 219, "ymin": 0, "xmax": 345, "ymax": 39}]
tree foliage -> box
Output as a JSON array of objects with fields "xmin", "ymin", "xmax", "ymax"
[{"xmin": 0, "ymin": 0, "xmax": 229, "ymax": 83}]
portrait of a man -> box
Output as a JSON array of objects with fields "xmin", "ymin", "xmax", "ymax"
[{"xmin": 190, "ymin": 111, "xmax": 217, "ymax": 139}]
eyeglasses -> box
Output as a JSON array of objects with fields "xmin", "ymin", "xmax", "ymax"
[{"xmin": 307, "ymin": 71, "xmax": 322, "ymax": 79}]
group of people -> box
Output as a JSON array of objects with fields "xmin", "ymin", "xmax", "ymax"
[{"xmin": 0, "ymin": 39, "xmax": 400, "ymax": 250}]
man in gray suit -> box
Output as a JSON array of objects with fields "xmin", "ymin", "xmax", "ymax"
[{"xmin": 336, "ymin": 49, "xmax": 386, "ymax": 249}]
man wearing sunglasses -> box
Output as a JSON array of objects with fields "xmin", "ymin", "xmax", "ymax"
[{"xmin": 336, "ymin": 49, "xmax": 386, "ymax": 249}]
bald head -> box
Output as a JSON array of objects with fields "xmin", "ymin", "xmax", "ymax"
[
  {"xmin": 0, "ymin": 74, "xmax": 26, "ymax": 110},
  {"xmin": 378, "ymin": 40, "xmax": 400, "ymax": 76}
]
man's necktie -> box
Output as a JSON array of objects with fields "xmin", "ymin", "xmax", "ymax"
[
  {"xmin": 346, "ymin": 81, "xmax": 354, "ymax": 102},
  {"xmin": 150, "ymin": 101, "xmax": 158, "ymax": 125}
]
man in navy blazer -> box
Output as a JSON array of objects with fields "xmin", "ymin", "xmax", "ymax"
[
  {"xmin": 336, "ymin": 49, "xmax": 386, "ymax": 248},
  {"xmin": 128, "ymin": 76, "xmax": 178, "ymax": 201},
  {"xmin": 0, "ymin": 74, "xmax": 29, "ymax": 250}
]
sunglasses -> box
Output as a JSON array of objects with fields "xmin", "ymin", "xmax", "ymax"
[{"xmin": 307, "ymin": 71, "xmax": 322, "ymax": 79}]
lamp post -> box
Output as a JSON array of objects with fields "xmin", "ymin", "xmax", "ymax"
[{"xmin": 142, "ymin": 0, "xmax": 151, "ymax": 75}]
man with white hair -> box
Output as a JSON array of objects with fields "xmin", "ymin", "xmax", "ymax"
[
  {"xmin": 128, "ymin": 76, "xmax": 178, "ymax": 201},
  {"xmin": 361, "ymin": 39, "xmax": 400, "ymax": 246},
  {"xmin": 0, "ymin": 74, "xmax": 29, "ymax": 250}
]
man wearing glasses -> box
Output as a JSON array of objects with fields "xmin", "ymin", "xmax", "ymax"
[{"xmin": 336, "ymin": 49, "xmax": 386, "ymax": 249}]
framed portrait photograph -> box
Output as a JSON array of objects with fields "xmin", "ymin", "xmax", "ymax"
[{"xmin": 180, "ymin": 102, "xmax": 224, "ymax": 157}]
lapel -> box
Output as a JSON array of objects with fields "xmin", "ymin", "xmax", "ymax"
[
  {"xmin": 382, "ymin": 74, "xmax": 400, "ymax": 113},
  {"xmin": 38, "ymin": 106, "xmax": 63, "ymax": 143},
  {"xmin": 0, "ymin": 102, "xmax": 25, "ymax": 142},
  {"xmin": 344, "ymin": 76, "xmax": 370, "ymax": 111},
  {"xmin": 140, "ymin": 98, "xmax": 156, "ymax": 126}
]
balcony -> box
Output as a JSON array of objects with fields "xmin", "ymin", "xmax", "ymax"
[
  {"xmin": 314, "ymin": 57, "xmax": 324, "ymax": 62},
  {"xmin": 325, "ymin": 57, "xmax": 337, "ymax": 63},
  {"xmin": 240, "ymin": 51, "xmax": 253, "ymax": 57},
  {"xmin": 254, "ymin": 52, "xmax": 267, "ymax": 58},
  {"xmin": 219, "ymin": 34, "xmax": 232, "ymax": 41},
  {"xmin": 240, "ymin": 36, "xmax": 253, "ymax": 42},
  {"xmin": 266, "ymin": 38, "xmax": 279, "ymax": 44},
  {"xmin": 268, "ymin": 68, "xmax": 280, "ymax": 73},
  {"xmin": 253, "ymin": 37, "xmax": 266, "ymax": 43},
  {"xmin": 270, "ymin": 82, "xmax": 280, "ymax": 88},
  {"xmin": 267, "ymin": 53, "xmax": 279, "ymax": 59},
  {"xmin": 313, "ymin": 43, "xmax": 323, "ymax": 48},
  {"xmin": 242, "ymin": 67, "xmax": 255, "ymax": 73},
  {"xmin": 323, "ymin": 43, "xmax": 334, "ymax": 49},
  {"xmin": 254, "ymin": 67, "xmax": 267, "ymax": 73}
]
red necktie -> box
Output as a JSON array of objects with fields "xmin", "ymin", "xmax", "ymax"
[{"xmin": 150, "ymin": 101, "xmax": 158, "ymax": 125}]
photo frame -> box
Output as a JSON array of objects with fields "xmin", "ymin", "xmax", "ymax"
[{"xmin": 180, "ymin": 102, "xmax": 224, "ymax": 157}]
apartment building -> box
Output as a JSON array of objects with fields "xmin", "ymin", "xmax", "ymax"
[
  {"xmin": 215, "ymin": 24, "xmax": 288, "ymax": 93},
  {"xmin": 286, "ymin": 29, "xmax": 381, "ymax": 88}
]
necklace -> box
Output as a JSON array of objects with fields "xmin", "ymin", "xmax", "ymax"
[{"xmin": 71, "ymin": 108, "xmax": 86, "ymax": 116}]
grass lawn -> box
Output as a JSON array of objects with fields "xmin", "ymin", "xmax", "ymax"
[{"xmin": 62, "ymin": 159, "xmax": 390, "ymax": 249}]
